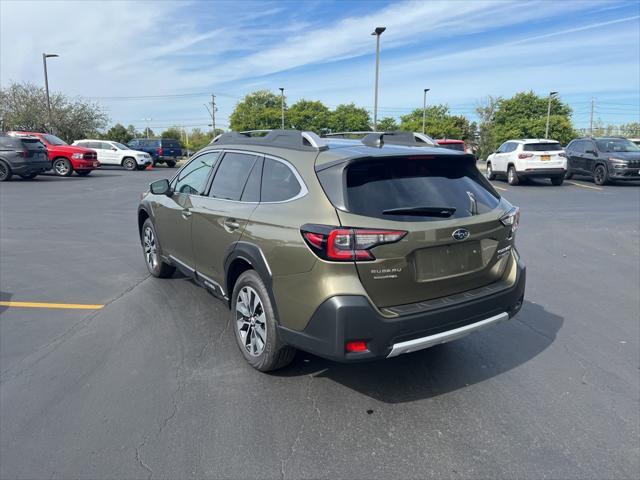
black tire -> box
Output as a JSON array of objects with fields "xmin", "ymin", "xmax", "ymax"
[
  {"xmin": 593, "ymin": 164, "xmax": 609, "ymax": 186},
  {"xmin": 564, "ymin": 169, "xmax": 573, "ymax": 180},
  {"xmin": 166, "ymin": 160, "xmax": 176, "ymax": 168},
  {"xmin": 53, "ymin": 157, "xmax": 73, "ymax": 177},
  {"xmin": 20, "ymin": 173, "xmax": 38, "ymax": 180},
  {"xmin": 122, "ymin": 157, "xmax": 137, "ymax": 171},
  {"xmin": 507, "ymin": 165, "xmax": 520, "ymax": 185},
  {"xmin": 551, "ymin": 176, "xmax": 564, "ymax": 186},
  {"xmin": 486, "ymin": 162, "xmax": 496, "ymax": 180},
  {"xmin": 0, "ymin": 160, "xmax": 12, "ymax": 182},
  {"xmin": 141, "ymin": 218, "xmax": 176, "ymax": 278},
  {"xmin": 232, "ymin": 270, "xmax": 296, "ymax": 372},
  {"xmin": 76, "ymin": 170, "xmax": 91, "ymax": 177}
]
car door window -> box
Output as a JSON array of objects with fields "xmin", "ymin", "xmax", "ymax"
[
  {"xmin": 240, "ymin": 157, "xmax": 263, "ymax": 202},
  {"xmin": 101, "ymin": 142, "xmax": 114, "ymax": 150},
  {"xmin": 86, "ymin": 141, "xmax": 101, "ymax": 149},
  {"xmin": 174, "ymin": 152, "xmax": 220, "ymax": 195},
  {"xmin": 209, "ymin": 152, "xmax": 258, "ymax": 201},
  {"xmin": 261, "ymin": 158, "xmax": 302, "ymax": 202},
  {"xmin": 497, "ymin": 143, "xmax": 508, "ymax": 153}
]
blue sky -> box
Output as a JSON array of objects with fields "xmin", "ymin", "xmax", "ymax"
[{"xmin": 1, "ymin": 0, "xmax": 639, "ymax": 133}]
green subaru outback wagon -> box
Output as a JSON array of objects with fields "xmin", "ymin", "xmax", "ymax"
[{"xmin": 138, "ymin": 130, "xmax": 525, "ymax": 371}]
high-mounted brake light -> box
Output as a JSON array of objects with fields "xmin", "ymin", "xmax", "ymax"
[{"xmin": 301, "ymin": 225, "xmax": 407, "ymax": 262}]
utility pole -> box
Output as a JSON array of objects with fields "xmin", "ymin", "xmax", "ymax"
[
  {"xmin": 371, "ymin": 27, "xmax": 386, "ymax": 131},
  {"xmin": 279, "ymin": 87, "xmax": 285, "ymax": 129},
  {"xmin": 545, "ymin": 91, "xmax": 558, "ymax": 139},
  {"xmin": 422, "ymin": 88, "xmax": 430, "ymax": 134},
  {"xmin": 211, "ymin": 94, "xmax": 216, "ymax": 134},
  {"xmin": 42, "ymin": 53, "xmax": 59, "ymax": 132},
  {"xmin": 590, "ymin": 98, "xmax": 596, "ymax": 137},
  {"xmin": 142, "ymin": 118, "xmax": 152, "ymax": 138}
]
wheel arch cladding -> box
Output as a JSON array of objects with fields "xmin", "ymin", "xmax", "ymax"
[
  {"xmin": 138, "ymin": 208, "xmax": 150, "ymax": 238},
  {"xmin": 224, "ymin": 242, "xmax": 278, "ymax": 316}
]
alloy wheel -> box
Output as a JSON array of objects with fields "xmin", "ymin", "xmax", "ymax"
[
  {"xmin": 124, "ymin": 159, "xmax": 136, "ymax": 170},
  {"xmin": 0, "ymin": 163, "xmax": 7, "ymax": 181},
  {"xmin": 487, "ymin": 164, "xmax": 492, "ymax": 177},
  {"xmin": 54, "ymin": 160, "xmax": 70, "ymax": 176},
  {"xmin": 143, "ymin": 226, "xmax": 158, "ymax": 270},
  {"xmin": 235, "ymin": 286, "xmax": 267, "ymax": 357},
  {"xmin": 594, "ymin": 166, "xmax": 606, "ymax": 185}
]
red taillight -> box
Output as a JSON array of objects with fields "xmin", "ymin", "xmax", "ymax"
[
  {"xmin": 302, "ymin": 225, "xmax": 407, "ymax": 262},
  {"xmin": 346, "ymin": 341, "xmax": 368, "ymax": 353},
  {"xmin": 559, "ymin": 152, "xmax": 566, "ymax": 158},
  {"xmin": 518, "ymin": 153, "xmax": 533, "ymax": 159},
  {"xmin": 157, "ymin": 147, "xmax": 163, "ymax": 155}
]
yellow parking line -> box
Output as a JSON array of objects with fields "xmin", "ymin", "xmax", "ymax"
[
  {"xmin": 0, "ymin": 301, "xmax": 104, "ymax": 310},
  {"xmin": 567, "ymin": 181, "xmax": 602, "ymax": 191}
]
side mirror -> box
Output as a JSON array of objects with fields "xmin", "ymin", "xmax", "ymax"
[
  {"xmin": 149, "ymin": 179, "xmax": 172, "ymax": 196},
  {"xmin": 111, "ymin": 147, "xmax": 117, "ymax": 151}
]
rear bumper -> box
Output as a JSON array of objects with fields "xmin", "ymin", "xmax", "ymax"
[
  {"xmin": 279, "ymin": 257, "xmax": 526, "ymax": 362},
  {"xmin": 517, "ymin": 168, "xmax": 565, "ymax": 178}
]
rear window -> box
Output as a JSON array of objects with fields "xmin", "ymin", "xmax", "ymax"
[
  {"xmin": 161, "ymin": 139, "xmax": 181, "ymax": 148},
  {"xmin": 21, "ymin": 138, "xmax": 45, "ymax": 150},
  {"xmin": 438, "ymin": 142, "xmax": 465, "ymax": 151},
  {"xmin": 523, "ymin": 143, "xmax": 563, "ymax": 151},
  {"xmin": 342, "ymin": 157, "xmax": 499, "ymax": 222}
]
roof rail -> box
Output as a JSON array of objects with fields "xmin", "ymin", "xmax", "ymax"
[
  {"xmin": 361, "ymin": 131, "xmax": 422, "ymax": 148},
  {"xmin": 210, "ymin": 129, "xmax": 328, "ymax": 151},
  {"xmin": 323, "ymin": 131, "xmax": 437, "ymax": 146}
]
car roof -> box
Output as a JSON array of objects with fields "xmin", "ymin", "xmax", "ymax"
[{"xmin": 436, "ymin": 139, "xmax": 465, "ymax": 143}]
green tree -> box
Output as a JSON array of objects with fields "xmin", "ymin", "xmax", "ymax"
[
  {"xmin": 0, "ymin": 81, "xmax": 109, "ymax": 143},
  {"xmin": 104, "ymin": 123, "xmax": 134, "ymax": 143},
  {"xmin": 161, "ymin": 126, "xmax": 183, "ymax": 140},
  {"xmin": 287, "ymin": 99, "xmax": 330, "ymax": 133},
  {"xmin": 328, "ymin": 103, "xmax": 371, "ymax": 132},
  {"xmin": 127, "ymin": 124, "xmax": 140, "ymax": 139},
  {"xmin": 229, "ymin": 90, "xmax": 284, "ymax": 131},
  {"xmin": 491, "ymin": 91, "xmax": 576, "ymax": 147},
  {"xmin": 475, "ymin": 96, "xmax": 500, "ymax": 160},
  {"xmin": 377, "ymin": 117, "xmax": 399, "ymax": 131},
  {"xmin": 399, "ymin": 105, "xmax": 474, "ymax": 141},
  {"xmin": 620, "ymin": 122, "xmax": 640, "ymax": 137}
]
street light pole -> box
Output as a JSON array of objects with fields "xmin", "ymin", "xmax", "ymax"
[
  {"xmin": 422, "ymin": 88, "xmax": 430, "ymax": 134},
  {"xmin": 545, "ymin": 91, "xmax": 558, "ymax": 139},
  {"xmin": 42, "ymin": 53, "xmax": 59, "ymax": 131},
  {"xmin": 279, "ymin": 87, "xmax": 285, "ymax": 129},
  {"xmin": 371, "ymin": 26, "xmax": 386, "ymax": 131},
  {"xmin": 142, "ymin": 118, "xmax": 152, "ymax": 138}
]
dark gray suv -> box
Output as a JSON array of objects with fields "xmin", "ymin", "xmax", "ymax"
[{"xmin": 0, "ymin": 134, "xmax": 51, "ymax": 181}]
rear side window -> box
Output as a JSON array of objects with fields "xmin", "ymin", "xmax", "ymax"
[
  {"xmin": 174, "ymin": 151, "xmax": 220, "ymax": 195},
  {"xmin": 342, "ymin": 157, "xmax": 499, "ymax": 221},
  {"xmin": 261, "ymin": 158, "xmax": 302, "ymax": 202},
  {"xmin": 523, "ymin": 143, "xmax": 563, "ymax": 151},
  {"xmin": 209, "ymin": 152, "xmax": 257, "ymax": 201},
  {"xmin": 439, "ymin": 143, "xmax": 465, "ymax": 151}
]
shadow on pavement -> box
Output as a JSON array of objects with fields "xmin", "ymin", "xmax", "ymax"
[
  {"xmin": 275, "ymin": 301, "xmax": 563, "ymax": 404},
  {"xmin": 0, "ymin": 291, "xmax": 12, "ymax": 316}
]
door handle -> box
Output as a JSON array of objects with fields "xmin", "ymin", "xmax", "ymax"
[
  {"xmin": 224, "ymin": 218, "xmax": 240, "ymax": 230},
  {"xmin": 181, "ymin": 209, "xmax": 192, "ymax": 219}
]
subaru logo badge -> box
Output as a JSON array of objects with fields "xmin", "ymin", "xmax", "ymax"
[{"xmin": 452, "ymin": 228, "xmax": 470, "ymax": 241}]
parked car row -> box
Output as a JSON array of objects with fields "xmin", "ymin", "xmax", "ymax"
[
  {"xmin": 0, "ymin": 131, "xmax": 184, "ymax": 181},
  {"xmin": 486, "ymin": 136, "xmax": 640, "ymax": 186}
]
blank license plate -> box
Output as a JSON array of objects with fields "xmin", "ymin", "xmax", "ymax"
[{"xmin": 541, "ymin": 155, "xmax": 550, "ymax": 161}]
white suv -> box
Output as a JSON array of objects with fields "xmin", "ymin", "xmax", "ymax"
[
  {"xmin": 72, "ymin": 140, "xmax": 152, "ymax": 171},
  {"xmin": 486, "ymin": 139, "xmax": 567, "ymax": 185}
]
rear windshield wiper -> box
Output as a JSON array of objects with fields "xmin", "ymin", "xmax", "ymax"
[{"xmin": 382, "ymin": 206, "xmax": 456, "ymax": 217}]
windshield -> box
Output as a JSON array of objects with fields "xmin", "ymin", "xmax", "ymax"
[
  {"xmin": 112, "ymin": 142, "xmax": 128, "ymax": 150},
  {"xmin": 596, "ymin": 139, "xmax": 640, "ymax": 153},
  {"xmin": 523, "ymin": 142, "xmax": 563, "ymax": 151},
  {"xmin": 43, "ymin": 134, "xmax": 67, "ymax": 146}
]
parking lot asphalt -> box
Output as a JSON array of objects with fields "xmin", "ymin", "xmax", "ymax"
[{"xmin": 1, "ymin": 168, "xmax": 639, "ymax": 479}]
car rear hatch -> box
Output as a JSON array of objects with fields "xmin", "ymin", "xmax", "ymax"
[
  {"xmin": 160, "ymin": 139, "xmax": 182, "ymax": 157},
  {"xmin": 521, "ymin": 142, "xmax": 565, "ymax": 168},
  {"xmin": 20, "ymin": 138, "xmax": 48, "ymax": 162},
  {"xmin": 315, "ymin": 153, "xmax": 517, "ymax": 308}
]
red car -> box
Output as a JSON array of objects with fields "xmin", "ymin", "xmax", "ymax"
[
  {"xmin": 436, "ymin": 138, "xmax": 470, "ymax": 154},
  {"xmin": 7, "ymin": 131, "xmax": 100, "ymax": 177}
]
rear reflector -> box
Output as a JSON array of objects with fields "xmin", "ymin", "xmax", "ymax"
[{"xmin": 346, "ymin": 341, "xmax": 368, "ymax": 353}]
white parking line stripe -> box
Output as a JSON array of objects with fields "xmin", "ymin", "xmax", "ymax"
[
  {"xmin": 492, "ymin": 184, "xmax": 508, "ymax": 191},
  {"xmin": 567, "ymin": 181, "xmax": 602, "ymax": 191}
]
